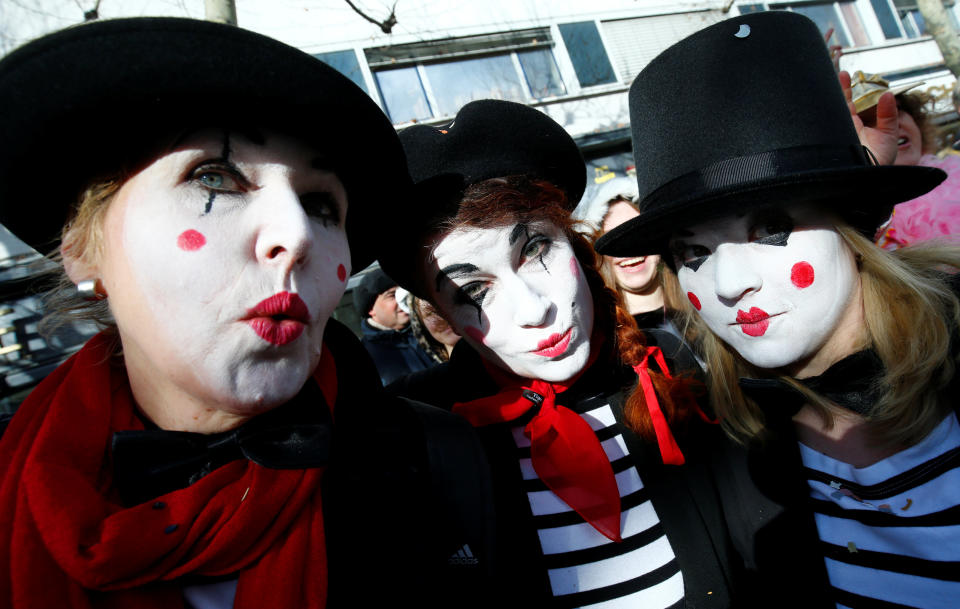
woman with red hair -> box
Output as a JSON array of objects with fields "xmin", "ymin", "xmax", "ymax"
[{"xmin": 383, "ymin": 99, "xmax": 736, "ymax": 608}]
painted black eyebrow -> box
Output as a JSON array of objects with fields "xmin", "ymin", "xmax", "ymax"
[
  {"xmin": 435, "ymin": 263, "xmax": 479, "ymax": 292},
  {"xmin": 509, "ymin": 223, "xmax": 528, "ymax": 246}
]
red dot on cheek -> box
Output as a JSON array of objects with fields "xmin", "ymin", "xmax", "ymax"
[
  {"xmin": 569, "ymin": 256, "xmax": 580, "ymax": 279},
  {"xmin": 177, "ymin": 229, "xmax": 206, "ymax": 251},
  {"xmin": 337, "ymin": 264, "xmax": 347, "ymax": 282},
  {"xmin": 687, "ymin": 292, "xmax": 701, "ymax": 311},
  {"xmin": 464, "ymin": 326, "xmax": 486, "ymax": 345},
  {"xmin": 791, "ymin": 262, "xmax": 815, "ymax": 288}
]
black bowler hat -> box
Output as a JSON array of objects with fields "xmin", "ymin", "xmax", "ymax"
[
  {"xmin": 0, "ymin": 17, "xmax": 409, "ymax": 272},
  {"xmin": 595, "ymin": 11, "xmax": 945, "ymax": 258},
  {"xmin": 380, "ymin": 99, "xmax": 585, "ymax": 296}
]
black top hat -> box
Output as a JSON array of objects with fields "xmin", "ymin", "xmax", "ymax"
[
  {"xmin": 595, "ymin": 12, "xmax": 945, "ymax": 258},
  {"xmin": 0, "ymin": 17, "xmax": 410, "ymax": 271},
  {"xmin": 380, "ymin": 99, "xmax": 585, "ymax": 296}
]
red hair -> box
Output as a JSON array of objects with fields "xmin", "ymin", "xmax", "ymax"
[{"xmin": 445, "ymin": 176, "xmax": 700, "ymax": 444}]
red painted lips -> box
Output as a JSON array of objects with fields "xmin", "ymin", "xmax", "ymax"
[
  {"xmin": 245, "ymin": 291, "xmax": 310, "ymax": 345},
  {"xmin": 735, "ymin": 307, "xmax": 771, "ymax": 337},
  {"xmin": 533, "ymin": 328, "xmax": 573, "ymax": 357}
]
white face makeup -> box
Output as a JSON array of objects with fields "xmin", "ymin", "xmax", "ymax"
[
  {"xmin": 669, "ymin": 205, "xmax": 861, "ymax": 374},
  {"xmin": 426, "ymin": 220, "xmax": 594, "ymax": 383},
  {"xmin": 95, "ymin": 129, "xmax": 350, "ymax": 421},
  {"xmin": 602, "ymin": 200, "xmax": 661, "ymax": 294}
]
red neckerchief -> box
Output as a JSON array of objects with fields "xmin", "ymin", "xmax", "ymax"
[
  {"xmin": 0, "ymin": 332, "xmax": 335, "ymax": 608},
  {"xmin": 634, "ymin": 345, "xmax": 685, "ymax": 466},
  {"xmin": 452, "ymin": 345, "xmax": 623, "ymax": 542}
]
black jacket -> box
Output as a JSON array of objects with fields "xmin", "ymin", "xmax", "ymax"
[
  {"xmin": 390, "ymin": 341, "xmax": 739, "ymax": 607},
  {"xmin": 711, "ymin": 349, "xmax": 960, "ymax": 609},
  {"xmin": 321, "ymin": 320, "xmax": 495, "ymax": 607},
  {"xmin": 359, "ymin": 319, "xmax": 435, "ymax": 385}
]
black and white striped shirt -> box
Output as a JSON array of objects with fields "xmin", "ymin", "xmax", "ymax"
[
  {"xmin": 800, "ymin": 413, "xmax": 960, "ymax": 609},
  {"xmin": 513, "ymin": 400, "xmax": 685, "ymax": 608}
]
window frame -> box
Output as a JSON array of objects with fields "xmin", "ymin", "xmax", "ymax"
[{"xmin": 367, "ymin": 29, "xmax": 571, "ymax": 123}]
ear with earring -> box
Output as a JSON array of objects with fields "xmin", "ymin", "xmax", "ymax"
[{"xmin": 77, "ymin": 279, "xmax": 107, "ymax": 301}]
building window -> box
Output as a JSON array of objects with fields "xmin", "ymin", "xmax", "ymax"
[
  {"xmin": 893, "ymin": 0, "xmax": 959, "ymax": 37},
  {"xmin": 558, "ymin": 21, "xmax": 618, "ymax": 87},
  {"xmin": 744, "ymin": 2, "xmax": 871, "ymax": 47},
  {"xmin": 785, "ymin": 2, "xmax": 869, "ymax": 46},
  {"xmin": 374, "ymin": 66, "xmax": 431, "ymax": 124},
  {"xmin": 367, "ymin": 28, "xmax": 568, "ymax": 123},
  {"xmin": 314, "ymin": 49, "xmax": 367, "ymax": 94},
  {"xmin": 870, "ymin": 0, "xmax": 904, "ymax": 39}
]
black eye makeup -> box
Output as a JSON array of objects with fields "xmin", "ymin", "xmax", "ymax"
[
  {"xmin": 187, "ymin": 132, "xmax": 248, "ymax": 215},
  {"xmin": 455, "ymin": 281, "xmax": 489, "ymax": 323},
  {"xmin": 749, "ymin": 209, "xmax": 794, "ymax": 247},
  {"xmin": 671, "ymin": 242, "xmax": 711, "ymax": 272},
  {"xmin": 300, "ymin": 191, "xmax": 342, "ymax": 227},
  {"xmin": 520, "ymin": 234, "xmax": 552, "ymax": 272},
  {"xmin": 436, "ymin": 263, "xmax": 485, "ymax": 324},
  {"xmin": 510, "ymin": 223, "xmax": 553, "ymax": 272}
]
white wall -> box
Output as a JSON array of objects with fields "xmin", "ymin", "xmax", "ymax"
[{"xmin": 1, "ymin": 0, "xmax": 721, "ymax": 56}]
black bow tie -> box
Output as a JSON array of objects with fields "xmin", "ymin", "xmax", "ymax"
[
  {"xmin": 112, "ymin": 381, "xmax": 333, "ymax": 506},
  {"xmin": 739, "ymin": 349, "xmax": 883, "ymax": 422}
]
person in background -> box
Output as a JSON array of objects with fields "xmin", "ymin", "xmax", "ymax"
[
  {"xmin": 0, "ymin": 18, "xmax": 492, "ymax": 608},
  {"xmin": 384, "ymin": 99, "xmax": 737, "ymax": 608},
  {"xmin": 574, "ymin": 177, "xmax": 702, "ymax": 374},
  {"xmin": 353, "ymin": 267, "xmax": 434, "ymax": 384},
  {"xmin": 852, "ymin": 70, "xmax": 960, "ymax": 249},
  {"xmin": 407, "ymin": 293, "xmax": 461, "ymax": 363},
  {"xmin": 597, "ymin": 13, "xmax": 958, "ymax": 607}
]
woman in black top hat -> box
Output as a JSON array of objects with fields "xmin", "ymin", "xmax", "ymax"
[
  {"xmin": 597, "ymin": 11, "xmax": 959, "ymax": 608},
  {"xmin": 0, "ymin": 18, "xmax": 491, "ymax": 609},
  {"xmin": 384, "ymin": 99, "xmax": 737, "ymax": 608}
]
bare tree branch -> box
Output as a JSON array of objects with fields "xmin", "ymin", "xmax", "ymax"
[
  {"xmin": 73, "ymin": 0, "xmax": 101, "ymax": 21},
  {"xmin": 343, "ymin": 0, "xmax": 397, "ymax": 34}
]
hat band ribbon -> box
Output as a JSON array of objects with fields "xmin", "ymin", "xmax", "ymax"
[{"xmin": 641, "ymin": 144, "xmax": 868, "ymax": 209}]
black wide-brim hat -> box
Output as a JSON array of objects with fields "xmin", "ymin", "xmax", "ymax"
[
  {"xmin": 595, "ymin": 11, "xmax": 945, "ymax": 258},
  {"xmin": 0, "ymin": 17, "xmax": 410, "ymax": 271},
  {"xmin": 380, "ymin": 99, "xmax": 585, "ymax": 297}
]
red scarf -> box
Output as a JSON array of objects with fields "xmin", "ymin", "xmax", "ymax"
[
  {"xmin": 0, "ymin": 332, "xmax": 335, "ymax": 608},
  {"xmin": 453, "ymin": 354, "xmax": 623, "ymax": 542}
]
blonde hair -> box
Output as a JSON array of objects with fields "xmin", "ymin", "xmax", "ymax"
[
  {"xmin": 39, "ymin": 179, "xmax": 122, "ymax": 338},
  {"xmin": 678, "ymin": 226, "xmax": 960, "ymax": 448}
]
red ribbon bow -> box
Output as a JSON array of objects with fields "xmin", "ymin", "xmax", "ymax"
[{"xmin": 633, "ymin": 346, "xmax": 685, "ymax": 466}]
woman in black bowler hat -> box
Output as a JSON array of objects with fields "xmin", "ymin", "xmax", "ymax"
[
  {"xmin": 382, "ymin": 99, "xmax": 738, "ymax": 608},
  {"xmin": 0, "ymin": 17, "xmax": 492, "ymax": 608},
  {"xmin": 597, "ymin": 11, "xmax": 959, "ymax": 608}
]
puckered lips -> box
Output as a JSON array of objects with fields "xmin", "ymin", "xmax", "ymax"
[
  {"xmin": 532, "ymin": 327, "xmax": 573, "ymax": 357},
  {"xmin": 244, "ymin": 291, "xmax": 311, "ymax": 346},
  {"xmin": 734, "ymin": 307, "xmax": 774, "ymax": 337}
]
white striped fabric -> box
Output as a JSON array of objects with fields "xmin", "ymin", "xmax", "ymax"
[
  {"xmin": 799, "ymin": 412, "xmax": 960, "ymax": 609},
  {"xmin": 514, "ymin": 402, "xmax": 684, "ymax": 608}
]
